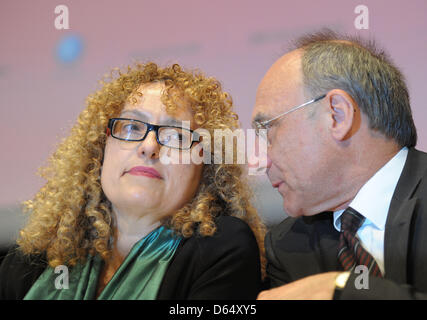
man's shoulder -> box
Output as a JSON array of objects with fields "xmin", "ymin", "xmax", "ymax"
[
  {"xmin": 267, "ymin": 212, "xmax": 335, "ymax": 242},
  {"xmin": 404, "ymin": 148, "xmax": 427, "ymax": 177},
  {"xmin": 394, "ymin": 148, "xmax": 427, "ymax": 202},
  {"xmin": 267, "ymin": 216, "xmax": 298, "ymax": 241},
  {"xmin": 264, "ymin": 212, "xmax": 339, "ymax": 284},
  {"xmin": 411, "ymin": 148, "xmax": 427, "ymax": 181},
  {"xmin": 409, "ymin": 148, "xmax": 427, "ymax": 160}
]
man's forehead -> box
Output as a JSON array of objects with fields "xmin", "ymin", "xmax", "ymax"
[
  {"xmin": 253, "ymin": 51, "xmax": 304, "ymax": 117},
  {"xmin": 261, "ymin": 52, "xmax": 302, "ymax": 90},
  {"xmin": 254, "ymin": 76, "xmax": 295, "ymax": 118}
]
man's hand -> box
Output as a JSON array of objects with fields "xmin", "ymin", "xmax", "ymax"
[{"xmin": 257, "ymin": 272, "xmax": 341, "ymax": 300}]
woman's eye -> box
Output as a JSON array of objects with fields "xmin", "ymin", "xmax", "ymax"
[
  {"xmin": 123, "ymin": 124, "xmax": 140, "ymax": 132},
  {"xmin": 173, "ymin": 133, "xmax": 183, "ymax": 141},
  {"xmin": 163, "ymin": 133, "xmax": 180, "ymax": 142}
]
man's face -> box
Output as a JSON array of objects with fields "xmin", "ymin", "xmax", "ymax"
[{"xmin": 252, "ymin": 51, "xmax": 331, "ymax": 217}]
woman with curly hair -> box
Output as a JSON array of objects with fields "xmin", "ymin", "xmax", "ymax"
[{"xmin": 0, "ymin": 62, "xmax": 266, "ymax": 300}]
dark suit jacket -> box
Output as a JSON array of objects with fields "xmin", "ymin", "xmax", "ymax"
[
  {"xmin": 265, "ymin": 148, "xmax": 427, "ymax": 299},
  {"xmin": 0, "ymin": 215, "xmax": 261, "ymax": 300}
]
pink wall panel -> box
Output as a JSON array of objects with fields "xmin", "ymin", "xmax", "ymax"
[{"xmin": 1, "ymin": 0, "xmax": 426, "ymax": 209}]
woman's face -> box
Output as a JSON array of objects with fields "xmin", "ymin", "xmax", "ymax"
[{"xmin": 101, "ymin": 82, "xmax": 203, "ymax": 220}]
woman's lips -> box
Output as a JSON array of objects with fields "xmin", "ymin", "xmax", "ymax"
[{"xmin": 126, "ymin": 166, "xmax": 162, "ymax": 179}]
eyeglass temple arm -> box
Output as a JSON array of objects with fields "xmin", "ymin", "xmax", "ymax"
[{"xmin": 260, "ymin": 94, "xmax": 327, "ymax": 126}]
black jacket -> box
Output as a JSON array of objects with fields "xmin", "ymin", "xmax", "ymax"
[
  {"xmin": 0, "ymin": 215, "xmax": 261, "ymax": 300},
  {"xmin": 265, "ymin": 148, "xmax": 427, "ymax": 299}
]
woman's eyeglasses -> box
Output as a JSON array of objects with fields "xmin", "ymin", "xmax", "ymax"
[{"xmin": 108, "ymin": 118, "xmax": 200, "ymax": 150}]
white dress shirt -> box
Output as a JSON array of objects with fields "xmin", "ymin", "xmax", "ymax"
[{"xmin": 333, "ymin": 147, "xmax": 408, "ymax": 276}]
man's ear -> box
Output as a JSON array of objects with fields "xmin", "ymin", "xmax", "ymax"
[{"xmin": 327, "ymin": 89, "xmax": 358, "ymax": 141}]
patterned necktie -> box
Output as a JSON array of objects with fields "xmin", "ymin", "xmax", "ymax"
[{"xmin": 337, "ymin": 207, "xmax": 383, "ymax": 277}]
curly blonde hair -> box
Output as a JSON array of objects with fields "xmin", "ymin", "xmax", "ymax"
[{"xmin": 17, "ymin": 62, "xmax": 266, "ymax": 276}]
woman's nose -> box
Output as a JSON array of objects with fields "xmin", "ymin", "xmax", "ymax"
[{"xmin": 137, "ymin": 131, "xmax": 160, "ymax": 159}]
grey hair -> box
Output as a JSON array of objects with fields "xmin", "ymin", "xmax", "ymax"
[{"xmin": 292, "ymin": 29, "xmax": 417, "ymax": 148}]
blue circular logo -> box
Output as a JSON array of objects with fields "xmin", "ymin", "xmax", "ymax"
[{"xmin": 56, "ymin": 34, "xmax": 84, "ymax": 64}]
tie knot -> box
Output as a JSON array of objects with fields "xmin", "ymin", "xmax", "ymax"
[{"xmin": 340, "ymin": 207, "xmax": 365, "ymax": 234}]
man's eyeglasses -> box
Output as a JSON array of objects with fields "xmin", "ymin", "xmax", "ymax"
[
  {"xmin": 253, "ymin": 94, "xmax": 327, "ymax": 133},
  {"xmin": 108, "ymin": 118, "xmax": 200, "ymax": 150}
]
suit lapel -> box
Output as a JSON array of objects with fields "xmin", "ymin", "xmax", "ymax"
[
  {"xmin": 384, "ymin": 148, "xmax": 427, "ymax": 283},
  {"xmin": 384, "ymin": 197, "xmax": 417, "ymax": 283}
]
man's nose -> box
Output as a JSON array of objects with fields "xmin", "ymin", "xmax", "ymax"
[
  {"xmin": 266, "ymin": 154, "xmax": 272, "ymax": 169},
  {"xmin": 248, "ymin": 136, "xmax": 271, "ymax": 174}
]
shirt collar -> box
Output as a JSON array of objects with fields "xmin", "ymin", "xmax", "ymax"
[{"xmin": 333, "ymin": 147, "xmax": 408, "ymax": 232}]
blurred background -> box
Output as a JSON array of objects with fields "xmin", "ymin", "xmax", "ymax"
[{"xmin": 1, "ymin": 0, "xmax": 427, "ymax": 258}]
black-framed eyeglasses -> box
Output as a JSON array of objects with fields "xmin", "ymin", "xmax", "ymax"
[{"xmin": 108, "ymin": 118, "xmax": 200, "ymax": 150}]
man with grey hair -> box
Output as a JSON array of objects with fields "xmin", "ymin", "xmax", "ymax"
[{"xmin": 252, "ymin": 29, "xmax": 427, "ymax": 299}]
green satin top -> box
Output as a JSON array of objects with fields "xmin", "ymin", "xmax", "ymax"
[{"xmin": 24, "ymin": 226, "xmax": 182, "ymax": 300}]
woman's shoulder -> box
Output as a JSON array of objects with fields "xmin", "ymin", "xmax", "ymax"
[
  {"xmin": 205, "ymin": 215, "xmax": 256, "ymax": 242},
  {"xmin": 215, "ymin": 214, "xmax": 253, "ymax": 231},
  {"xmin": 0, "ymin": 246, "xmax": 46, "ymax": 299},
  {"xmin": 181, "ymin": 215, "xmax": 259, "ymax": 257},
  {"xmin": 159, "ymin": 215, "xmax": 261, "ymax": 299}
]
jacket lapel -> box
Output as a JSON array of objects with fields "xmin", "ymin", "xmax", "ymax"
[
  {"xmin": 384, "ymin": 148, "xmax": 427, "ymax": 283},
  {"xmin": 384, "ymin": 197, "xmax": 417, "ymax": 284}
]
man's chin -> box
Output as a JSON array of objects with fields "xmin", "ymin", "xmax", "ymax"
[
  {"xmin": 282, "ymin": 200, "xmax": 303, "ymax": 218},
  {"xmin": 278, "ymin": 188, "xmax": 313, "ymax": 217},
  {"xmin": 282, "ymin": 197, "xmax": 318, "ymax": 218}
]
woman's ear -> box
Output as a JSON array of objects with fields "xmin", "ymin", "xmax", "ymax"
[{"xmin": 327, "ymin": 89, "xmax": 358, "ymax": 141}]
